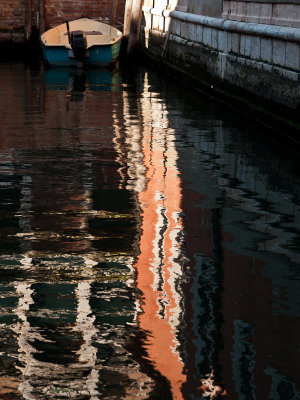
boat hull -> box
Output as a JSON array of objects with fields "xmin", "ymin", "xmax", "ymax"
[{"xmin": 42, "ymin": 40, "xmax": 122, "ymax": 67}]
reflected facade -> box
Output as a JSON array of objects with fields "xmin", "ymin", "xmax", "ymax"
[{"xmin": 0, "ymin": 62, "xmax": 299, "ymax": 399}]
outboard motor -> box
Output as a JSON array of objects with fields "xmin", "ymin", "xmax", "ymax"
[
  {"xmin": 70, "ymin": 30, "xmax": 87, "ymax": 61},
  {"xmin": 66, "ymin": 21, "xmax": 87, "ymax": 62}
]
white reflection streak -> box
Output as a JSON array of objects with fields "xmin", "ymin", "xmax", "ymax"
[
  {"xmin": 19, "ymin": 254, "xmax": 33, "ymax": 270},
  {"xmin": 125, "ymin": 122, "xmax": 147, "ymax": 193},
  {"xmin": 112, "ymin": 97, "xmax": 129, "ymax": 189},
  {"xmin": 116, "ymin": 91, "xmax": 147, "ymax": 193},
  {"xmin": 151, "ymin": 201, "xmax": 167, "ymax": 293},
  {"xmin": 12, "ymin": 166, "xmax": 36, "ymax": 398},
  {"xmin": 167, "ymin": 211, "xmax": 184, "ymax": 336},
  {"xmin": 14, "ymin": 281, "xmax": 36, "ymax": 399},
  {"xmin": 74, "ymin": 258, "xmax": 99, "ymax": 399},
  {"xmin": 200, "ymin": 370, "xmax": 225, "ymax": 399},
  {"xmin": 19, "ymin": 175, "xmax": 33, "ymax": 254}
]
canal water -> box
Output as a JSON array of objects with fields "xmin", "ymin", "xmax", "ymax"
[{"xmin": 0, "ymin": 60, "xmax": 299, "ymax": 400}]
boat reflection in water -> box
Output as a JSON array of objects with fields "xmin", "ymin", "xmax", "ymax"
[
  {"xmin": 43, "ymin": 67, "xmax": 121, "ymax": 91},
  {"xmin": 0, "ymin": 63, "xmax": 299, "ymax": 399}
]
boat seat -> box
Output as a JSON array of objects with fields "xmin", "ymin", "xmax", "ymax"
[
  {"xmin": 86, "ymin": 34, "xmax": 115, "ymax": 46},
  {"xmin": 58, "ymin": 32, "xmax": 114, "ymax": 47}
]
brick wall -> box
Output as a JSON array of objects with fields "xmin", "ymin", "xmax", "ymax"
[
  {"xmin": 0, "ymin": 0, "xmax": 26, "ymax": 31},
  {"xmin": 44, "ymin": 0, "xmax": 126, "ymax": 29},
  {"xmin": 0, "ymin": 0, "xmax": 26, "ymax": 43},
  {"xmin": 0, "ymin": 0, "xmax": 125, "ymax": 43}
]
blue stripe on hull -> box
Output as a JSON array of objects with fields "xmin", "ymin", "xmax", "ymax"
[{"xmin": 42, "ymin": 41, "xmax": 121, "ymax": 67}]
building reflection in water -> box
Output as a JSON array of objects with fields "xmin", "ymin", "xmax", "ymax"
[
  {"xmin": 119, "ymin": 68, "xmax": 299, "ymax": 398},
  {"xmin": 121, "ymin": 71, "xmax": 227, "ymax": 399},
  {"xmin": 0, "ymin": 62, "xmax": 299, "ymax": 399},
  {"xmin": 0, "ymin": 65, "xmax": 151, "ymax": 399}
]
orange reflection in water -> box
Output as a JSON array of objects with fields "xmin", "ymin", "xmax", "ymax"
[
  {"xmin": 133, "ymin": 98, "xmax": 186, "ymax": 398},
  {"xmin": 130, "ymin": 79, "xmax": 228, "ymax": 399}
]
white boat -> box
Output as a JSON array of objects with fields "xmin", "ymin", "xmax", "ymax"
[{"xmin": 41, "ymin": 18, "xmax": 123, "ymax": 67}]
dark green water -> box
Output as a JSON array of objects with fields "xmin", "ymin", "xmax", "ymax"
[{"xmin": 0, "ymin": 61, "xmax": 299, "ymax": 399}]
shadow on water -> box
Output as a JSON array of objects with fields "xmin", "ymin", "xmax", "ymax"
[{"xmin": 0, "ymin": 59, "xmax": 299, "ymax": 400}]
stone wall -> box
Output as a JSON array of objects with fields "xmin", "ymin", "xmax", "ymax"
[
  {"xmin": 223, "ymin": 1, "xmax": 300, "ymax": 27},
  {"xmin": 176, "ymin": 0, "xmax": 223, "ymax": 18},
  {"xmin": 139, "ymin": 2, "xmax": 300, "ymax": 114},
  {"xmin": 0, "ymin": 0, "xmax": 125, "ymax": 44}
]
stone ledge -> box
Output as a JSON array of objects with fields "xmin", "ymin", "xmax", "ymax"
[{"xmin": 142, "ymin": 7, "xmax": 300, "ymax": 42}]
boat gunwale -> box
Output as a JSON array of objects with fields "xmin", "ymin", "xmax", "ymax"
[
  {"xmin": 41, "ymin": 34, "xmax": 123, "ymax": 49},
  {"xmin": 41, "ymin": 18, "xmax": 123, "ymax": 49}
]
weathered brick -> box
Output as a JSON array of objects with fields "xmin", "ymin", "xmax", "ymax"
[{"xmin": 0, "ymin": 0, "xmax": 126, "ymax": 41}]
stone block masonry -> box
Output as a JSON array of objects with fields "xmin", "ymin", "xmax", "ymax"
[
  {"xmin": 0, "ymin": 0, "xmax": 126, "ymax": 43},
  {"xmin": 223, "ymin": 1, "xmax": 300, "ymax": 28},
  {"xmin": 139, "ymin": 6, "xmax": 300, "ymax": 113}
]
